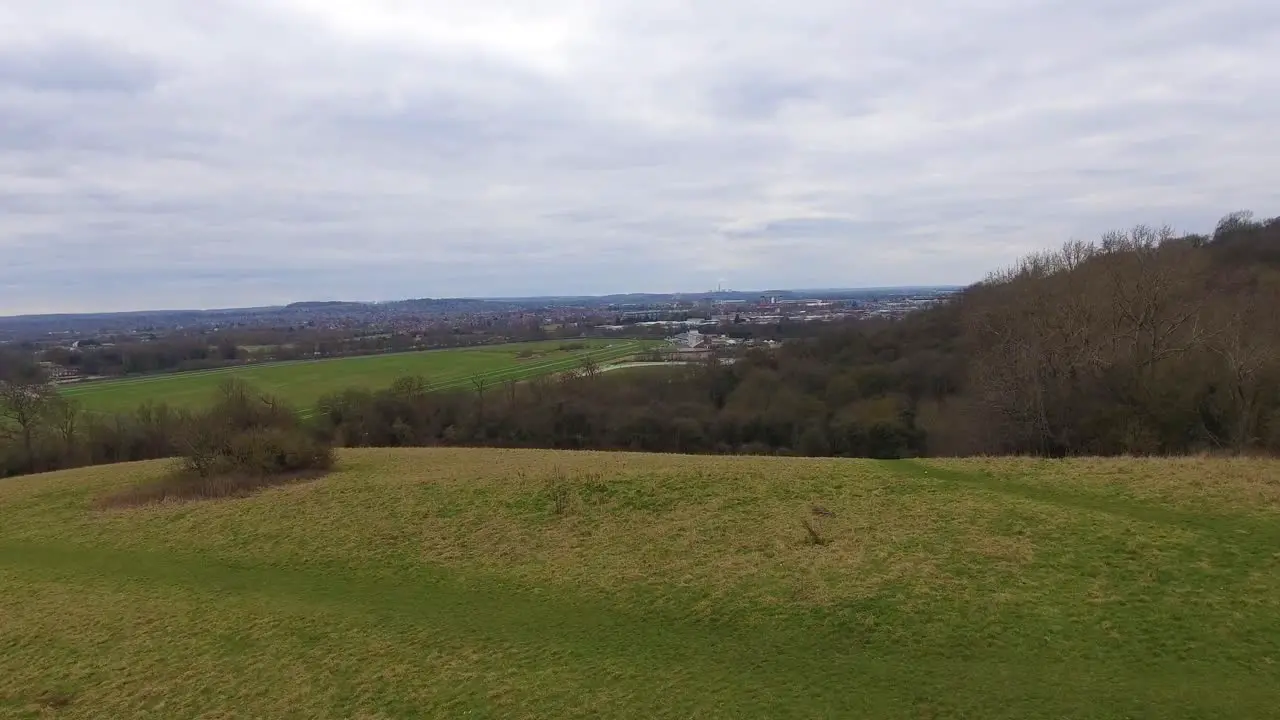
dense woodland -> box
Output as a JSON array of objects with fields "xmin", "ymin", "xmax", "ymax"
[{"xmin": 3, "ymin": 211, "xmax": 1279, "ymax": 479}]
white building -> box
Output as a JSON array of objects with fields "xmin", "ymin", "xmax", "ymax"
[{"xmin": 670, "ymin": 329, "xmax": 706, "ymax": 348}]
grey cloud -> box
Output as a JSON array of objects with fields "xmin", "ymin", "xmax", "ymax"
[
  {"xmin": 707, "ymin": 75, "xmax": 823, "ymax": 120},
  {"xmin": 731, "ymin": 218, "xmax": 897, "ymax": 240},
  {"xmin": 0, "ymin": 0, "xmax": 1278, "ymax": 314},
  {"xmin": 0, "ymin": 41, "xmax": 159, "ymax": 94}
]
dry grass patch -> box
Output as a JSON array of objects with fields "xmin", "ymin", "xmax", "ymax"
[
  {"xmin": 964, "ymin": 532, "xmax": 1035, "ymax": 565},
  {"xmin": 933, "ymin": 456, "xmax": 1280, "ymax": 515},
  {"xmin": 95, "ymin": 467, "xmax": 330, "ymax": 508},
  {"xmin": 362, "ymin": 452, "xmax": 1021, "ymax": 610}
]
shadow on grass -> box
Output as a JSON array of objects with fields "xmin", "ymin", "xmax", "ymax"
[{"xmin": 95, "ymin": 467, "xmax": 329, "ymax": 509}]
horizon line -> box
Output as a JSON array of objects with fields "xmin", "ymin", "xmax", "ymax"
[{"xmin": 0, "ymin": 285, "xmax": 967, "ymax": 322}]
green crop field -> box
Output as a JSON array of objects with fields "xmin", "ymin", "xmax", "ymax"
[
  {"xmin": 58, "ymin": 339, "xmax": 649, "ymax": 414},
  {"xmin": 3, "ymin": 450, "xmax": 1279, "ymax": 718}
]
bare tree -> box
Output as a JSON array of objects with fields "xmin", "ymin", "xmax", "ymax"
[
  {"xmin": 177, "ymin": 416, "xmax": 224, "ymax": 478},
  {"xmin": 1204, "ymin": 280, "xmax": 1278, "ymax": 450},
  {"xmin": 390, "ymin": 375, "xmax": 430, "ymax": 399},
  {"xmin": 471, "ymin": 376, "xmax": 488, "ymax": 422},
  {"xmin": 47, "ymin": 395, "xmax": 80, "ymax": 450},
  {"xmin": 968, "ymin": 224, "xmax": 1229, "ymax": 455},
  {"xmin": 0, "ymin": 377, "xmax": 58, "ymax": 466},
  {"xmin": 579, "ymin": 355, "xmax": 601, "ymax": 380},
  {"xmin": 1104, "ymin": 230, "xmax": 1209, "ymax": 373},
  {"xmin": 967, "ymin": 240, "xmax": 1110, "ymax": 453},
  {"xmin": 527, "ymin": 375, "xmax": 551, "ymax": 403},
  {"xmin": 1215, "ymin": 210, "xmax": 1258, "ymax": 240}
]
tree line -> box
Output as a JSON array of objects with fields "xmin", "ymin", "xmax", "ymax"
[
  {"xmin": 3, "ymin": 211, "xmax": 1279, "ymax": 480},
  {"xmin": 307, "ymin": 211, "xmax": 1280, "ymax": 458},
  {"xmin": 954, "ymin": 212, "xmax": 1280, "ymax": 455}
]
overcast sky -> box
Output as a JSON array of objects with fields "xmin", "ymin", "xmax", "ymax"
[{"xmin": 2, "ymin": 0, "xmax": 1278, "ymax": 314}]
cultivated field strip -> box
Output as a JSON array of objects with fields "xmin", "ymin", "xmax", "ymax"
[
  {"xmin": 57, "ymin": 340, "xmax": 650, "ymax": 414},
  {"xmin": 412, "ymin": 341, "xmax": 644, "ymax": 391},
  {"xmin": 295, "ymin": 342, "xmax": 643, "ymax": 418},
  {"xmin": 58, "ymin": 341, "xmax": 638, "ymax": 397}
]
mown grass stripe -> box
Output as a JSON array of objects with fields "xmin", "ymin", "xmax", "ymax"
[{"xmin": 3, "ymin": 539, "xmax": 1274, "ymax": 719}]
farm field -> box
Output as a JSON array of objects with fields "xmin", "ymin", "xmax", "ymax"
[
  {"xmin": 2, "ymin": 450, "xmax": 1279, "ymax": 718},
  {"xmin": 59, "ymin": 339, "xmax": 648, "ymax": 414}
]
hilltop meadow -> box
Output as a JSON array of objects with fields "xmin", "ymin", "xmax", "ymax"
[{"xmin": 3, "ymin": 448, "xmax": 1279, "ymax": 718}]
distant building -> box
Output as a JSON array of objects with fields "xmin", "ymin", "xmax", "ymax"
[
  {"xmin": 670, "ymin": 329, "xmax": 706, "ymax": 349},
  {"xmin": 37, "ymin": 362, "xmax": 81, "ymax": 383},
  {"xmin": 620, "ymin": 310, "xmax": 665, "ymax": 322},
  {"xmin": 672, "ymin": 346, "xmax": 711, "ymax": 359}
]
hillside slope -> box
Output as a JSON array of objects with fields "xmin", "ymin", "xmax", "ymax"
[{"xmin": 3, "ymin": 449, "xmax": 1279, "ymax": 718}]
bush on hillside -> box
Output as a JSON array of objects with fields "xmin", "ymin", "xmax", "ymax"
[
  {"xmin": 102, "ymin": 379, "xmax": 333, "ymax": 507},
  {"xmin": 181, "ymin": 423, "xmax": 334, "ymax": 479},
  {"xmin": 179, "ymin": 379, "xmax": 333, "ymax": 478}
]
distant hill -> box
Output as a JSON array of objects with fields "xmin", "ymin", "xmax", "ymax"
[
  {"xmin": 1, "ymin": 286, "xmax": 960, "ymax": 323},
  {"xmin": 283, "ymin": 301, "xmax": 371, "ymax": 310},
  {"xmin": 0, "ymin": 286, "xmax": 958, "ymax": 340},
  {"xmin": 484, "ymin": 286, "xmax": 962, "ymax": 306}
]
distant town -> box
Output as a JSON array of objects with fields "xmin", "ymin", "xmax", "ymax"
[
  {"xmin": 0, "ymin": 287, "xmax": 960, "ymax": 382},
  {"xmin": 0, "ymin": 287, "xmax": 958, "ymax": 339}
]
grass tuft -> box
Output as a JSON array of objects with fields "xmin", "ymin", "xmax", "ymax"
[
  {"xmin": 800, "ymin": 517, "xmax": 829, "ymax": 546},
  {"xmin": 545, "ymin": 471, "xmax": 574, "ymax": 516}
]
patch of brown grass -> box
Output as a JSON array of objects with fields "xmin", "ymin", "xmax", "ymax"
[
  {"xmin": 358, "ymin": 452, "xmax": 984, "ymax": 610},
  {"xmin": 96, "ymin": 467, "xmax": 330, "ymax": 509},
  {"xmin": 964, "ymin": 532, "xmax": 1035, "ymax": 565},
  {"xmin": 35, "ymin": 688, "xmax": 76, "ymax": 710},
  {"xmin": 934, "ymin": 456, "xmax": 1280, "ymax": 515}
]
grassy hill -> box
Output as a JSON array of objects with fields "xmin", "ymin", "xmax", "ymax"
[
  {"xmin": 59, "ymin": 340, "xmax": 647, "ymax": 414},
  {"xmin": 2, "ymin": 449, "xmax": 1279, "ymax": 718}
]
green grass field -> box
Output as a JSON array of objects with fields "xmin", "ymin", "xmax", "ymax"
[
  {"xmin": 3, "ymin": 450, "xmax": 1279, "ymax": 718},
  {"xmin": 59, "ymin": 339, "xmax": 648, "ymax": 414}
]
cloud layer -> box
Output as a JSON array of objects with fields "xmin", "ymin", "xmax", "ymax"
[{"xmin": 2, "ymin": 0, "xmax": 1278, "ymax": 313}]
